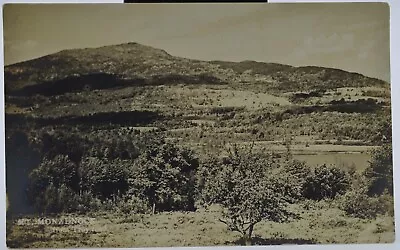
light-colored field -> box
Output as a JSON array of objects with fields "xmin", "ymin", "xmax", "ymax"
[
  {"xmin": 241, "ymin": 142, "xmax": 374, "ymax": 171},
  {"xmin": 240, "ymin": 141, "xmax": 378, "ymax": 153},
  {"xmin": 207, "ymin": 89, "xmax": 291, "ymax": 109},
  {"xmin": 162, "ymin": 86, "xmax": 291, "ymax": 110},
  {"xmin": 293, "ymin": 153, "xmax": 371, "ymax": 171},
  {"xmin": 181, "ymin": 139, "xmax": 376, "ymax": 171},
  {"xmin": 6, "ymin": 202, "xmax": 394, "ymax": 248}
]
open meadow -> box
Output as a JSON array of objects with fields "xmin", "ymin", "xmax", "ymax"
[{"xmin": 6, "ymin": 201, "xmax": 394, "ymax": 248}]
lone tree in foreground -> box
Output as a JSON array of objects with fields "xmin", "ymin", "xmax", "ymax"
[{"xmin": 200, "ymin": 144, "xmax": 293, "ymax": 245}]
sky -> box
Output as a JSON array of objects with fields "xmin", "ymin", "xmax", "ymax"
[{"xmin": 3, "ymin": 3, "xmax": 390, "ymax": 82}]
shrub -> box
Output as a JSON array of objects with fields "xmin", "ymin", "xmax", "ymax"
[
  {"xmin": 340, "ymin": 188, "xmax": 388, "ymax": 219},
  {"xmin": 27, "ymin": 155, "xmax": 80, "ymax": 213},
  {"xmin": 278, "ymin": 159, "xmax": 311, "ymax": 202},
  {"xmin": 303, "ymin": 164, "xmax": 350, "ymax": 200},
  {"xmin": 57, "ymin": 184, "xmax": 80, "ymax": 213},
  {"xmin": 29, "ymin": 155, "xmax": 79, "ymax": 191},
  {"xmin": 196, "ymin": 156, "xmax": 222, "ymax": 204},
  {"xmin": 75, "ymin": 191, "xmax": 103, "ymax": 213},
  {"xmin": 364, "ymin": 144, "xmax": 393, "ymax": 196},
  {"xmin": 379, "ymin": 191, "xmax": 395, "ymax": 217},
  {"xmin": 116, "ymin": 195, "xmax": 151, "ymax": 215},
  {"xmin": 79, "ymin": 157, "xmax": 130, "ymax": 200},
  {"xmin": 29, "ymin": 182, "xmax": 82, "ymax": 214}
]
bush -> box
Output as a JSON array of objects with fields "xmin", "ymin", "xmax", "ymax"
[
  {"xmin": 196, "ymin": 156, "xmax": 222, "ymax": 204},
  {"xmin": 278, "ymin": 160, "xmax": 311, "ymax": 202},
  {"xmin": 364, "ymin": 144, "xmax": 393, "ymax": 196},
  {"xmin": 379, "ymin": 191, "xmax": 395, "ymax": 217},
  {"xmin": 116, "ymin": 195, "xmax": 151, "ymax": 215},
  {"xmin": 75, "ymin": 191, "xmax": 103, "ymax": 213},
  {"xmin": 79, "ymin": 157, "xmax": 130, "ymax": 199},
  {"xmin": 340, "ymin": 188, "xmax": 389, "ymax": 219},
  {"xmin": 303, "ymin": 164, "xmax": 350, "ymax": 200},
  {"xmin": 27, "ymin": 155, "xmax": 80, "ymax": 213},
  {"xmin": 57, "ymin": 184, "xmax": 80, "ymax": 213},
  {"xmin": 28, "ymin": 182, "xmax": 82, "ymax": 214}
]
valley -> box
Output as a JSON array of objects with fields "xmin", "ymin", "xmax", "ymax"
[{"xmin": 4, "ymin": 42, "xmax": 393, "ymax": 247}]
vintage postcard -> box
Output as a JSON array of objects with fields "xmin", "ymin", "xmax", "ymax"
[{"xmin": 3, "ymin": 3, "xmax": 394, "ymax": 248}]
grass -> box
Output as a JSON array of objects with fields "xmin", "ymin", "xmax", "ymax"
[
  {"xmin": 6, "ymin": 201, "xmax": 394, "ymax": 248},
  {"xmin": 293, "ymin": 152, "xmax": 371, "ymax": 172}
]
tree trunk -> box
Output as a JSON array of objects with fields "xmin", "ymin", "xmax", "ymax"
[
  {"xmin": 152, "ymin": 202, "xmax": 156, "ymax": 215},
  {"xmin": 243, "ymin": 235, "xmax": 252, "ymax": 246},
  {"xmin": 245, "ymin": 224, "xmax": 254, "ymax": 246},
  {"xmin": 244, "ymin": 237, "xmax": 252, "ymax": 246}
]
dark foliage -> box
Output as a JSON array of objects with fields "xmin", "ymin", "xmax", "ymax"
[
  {"xmin": 282, "ymin": 99, "xmax": 382, "ymax": 117},
  {"xmin": 209, "ymin": 106, "xmax": 237, "ymax": 115},
  {"xmin": 22, "ymin": 127, "xmax": 153, "ymax": 214},
  {"xmin": 228, "ymin": 235, "xmax": 318, "ymax": 246},
  {"xmin": 79, "ymin": 157, "xmax": 131, "ymax": 200},
  {"xmin": 364, "ymin": 144, "xmax": 393, "ymax": 196},
  {"xmin": 6, "ymin": 110, "xmax": 162, "ymax": 127},
  {"xmin": 303, "ymin": 164, "xmax": 350, "ymax": 200},
  {"xmin": 129, "ymin": 141, "xmax": 199, "ymax": 212},
  {"xmin": 150, "ymin": 73, "xmax": 226, "ymax": 86},
  {"xmin": 340, "ymin": 187, "xmax": 391, "ymax": 219},
  {"xmin": 6, "ymin": 130, "xmax": 41, "ymax": 214},
  {"xmin": 289, "ymin": 90, "xmax": 325, "ymax": 103},
  {"xmin": 9, "ymin": 73, "xmax": 128, "ymax": 96},
  {"xmin": 39, "ymin": 131, "xmax": 89, "ymax": 163},
  {"xmin": 277, "ymin": 160, "xmax": 311, "ymax": 202},
  {"xmin": 27, "ymin": 155, "xmax": 80, "ymax": 213}
]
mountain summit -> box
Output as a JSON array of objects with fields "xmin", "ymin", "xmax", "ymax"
[{"xmin": 4, "ymin": 42, "xmax": 388, "ymax": 95}]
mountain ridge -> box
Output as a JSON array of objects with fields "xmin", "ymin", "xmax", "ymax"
[{"xmin": 4, "ymin": 42, "xmax": 389, "ymax": 95}]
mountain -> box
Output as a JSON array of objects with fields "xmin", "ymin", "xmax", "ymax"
[{"xmin": 4, "ymin": 42, "xmax": 389, "ymax": 96}]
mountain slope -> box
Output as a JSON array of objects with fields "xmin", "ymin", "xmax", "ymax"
[{"xmin": 4, "ymin": 42, "xmax": 389, "ymax": 95}]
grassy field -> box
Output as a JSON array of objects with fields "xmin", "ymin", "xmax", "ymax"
[
  {"xmin": 6, "ymin": 201, "xmax": 394, "ymax": 248},
  {"xmin": 293, "ymin": 152, "xmax": 371, "ymax": 172}
]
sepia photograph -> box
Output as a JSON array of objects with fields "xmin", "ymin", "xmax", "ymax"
[{"xmin": 3, "ymin": 3, "xmax": 394, "ymax": 248}]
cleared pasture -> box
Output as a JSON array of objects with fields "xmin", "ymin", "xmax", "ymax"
[
  {"xmin": 6, "ymin": 202, "xmax": 394, "ymax": 248},
  {"xmin": 164, "ymin": 86, "xmax": 291, "ymax": 110},
  {"xmin": 293, "ymin": 152, "xmax": 371, "ymax": 172}
]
